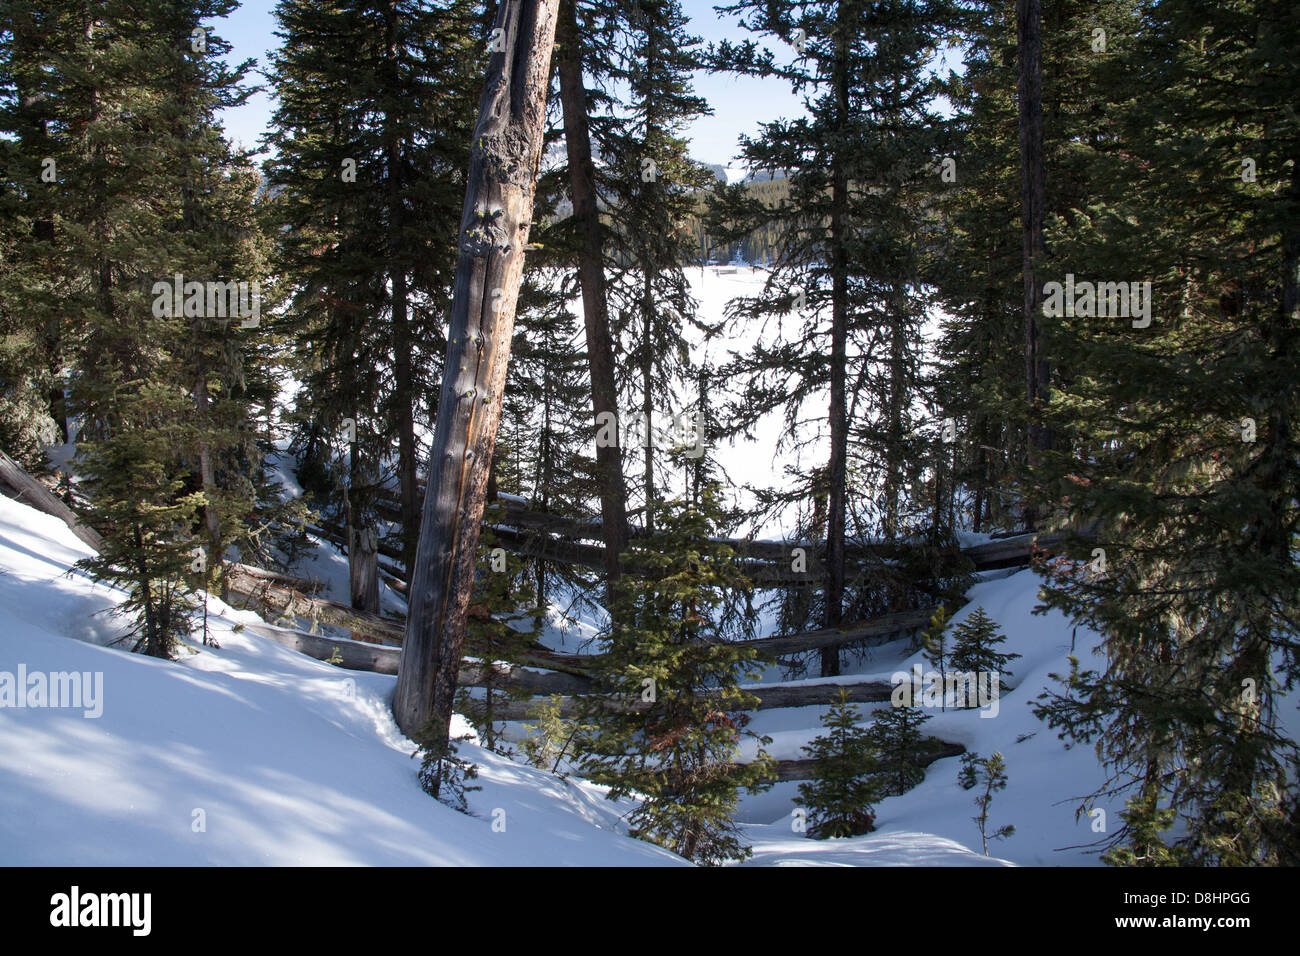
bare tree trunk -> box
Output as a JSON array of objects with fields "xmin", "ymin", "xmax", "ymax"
[
  {"xmin": 393, "ymin": 0, "xmax": 559, "ymax": 740},
  {"xmin": 1017, "ymin": 0, "xmax": 1050, "ymax": 529},
  {"xmin": 557, "ymin": 0, "xmax": 628, "ymax": 592}
]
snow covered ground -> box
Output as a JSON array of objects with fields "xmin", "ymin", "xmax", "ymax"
[
  {"xmin": 0, "ymin": 495, "xmax": 678, "ymax": 866},
  {"xmin": 1, "ymin": 482, "xmax": 1138, "ymax": 866}
]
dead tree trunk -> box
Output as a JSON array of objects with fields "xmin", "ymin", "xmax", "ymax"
[
  {"xmin": 1017, "ymin": 0, "xmax": 1050, "ymax": 528},
  {"xmin": 557, "ymin": 0, "xmax": 628, "ymax": 594},
  {"xmin": 393, "ymin": 0, "xmax": 559, "ymax": 740}
]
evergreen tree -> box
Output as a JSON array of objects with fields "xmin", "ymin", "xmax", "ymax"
[
  {"xmin": 579, "ymin": 488, "xmax": 774, "ymax": 864},
  {"xmin": 77, "ymin": 382, "xmax": 206, "ymax": 658},
  {"xmin": 521, "ymin": 695, "xmax": 580, "ymax": 774},
  {"xmin": 1100, "ymin": 784, "xmax": 1189, "ymax": 867},
  {"xmin": 601, "ymin": 0, "xmax": 715, "ymax": 535},
  {"xmin": 866, "ymin": 697, "xmax": 931, "ymax": 796},
  {"xmin": 949, "ymin": 605, "xmax": 1019, "ymax": 693},
  {"xmin": 457, "ymin": 511, "xmax": 543, "ymax": 751},
  {"xmin": 960, "ymin": 750, "xmax": 1014, "ymax": 855},
  {"xmin": 5, "ymin": 1, "xmax": 268, "ymax": 652},
  {"xmin": 708, "ymin": 0, "xmax": 957, "ymax": 675},
  {"xmin": 412, "ymin": 715, "xmax": 480, "ymax": 813},
  {"xmin": 1029, "ymin": 0, "xmax": 1300, "ymax": 865},
  {"xmin": 796, "ymin": 688, "xmax": 880, "ymax": 838},
  {"xmin": 263, "ymin": 0, "xmax": 485, "ymax": 586},
  {"xmin": 920, "ymin": 603, "xmax": 952, "ymax": 681}
]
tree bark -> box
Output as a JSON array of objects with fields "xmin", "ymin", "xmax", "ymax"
[
  {"xmin": 393, "ymin": 0, "xmax": 560, "ymax": 740},
  {"xmin": 556, "ymin": 0, "xmax": 628, "ymax": 593},
  {"xmin": 1017, "ymin": 0, "xmax": 1050, "ymax": 528}
]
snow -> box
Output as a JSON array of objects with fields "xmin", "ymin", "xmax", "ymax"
[
  {"xmin": 15, "ymin": 369, "xmax": 1284, "ymax": 865},
  {"xmin": 737, "ymin": 572, "xmax": 1116, "ymax": 864},
  {"xmin": 0, "ymin": 494, "xmax": 679, "ymax": 866},
  {"xmin": 0, "ymin": 485, "xmax": 1136, "ymax": 865}
]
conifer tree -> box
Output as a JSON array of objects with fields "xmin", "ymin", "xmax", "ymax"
[
  {"xmin": 579, "ymin": 488, "xmax": 774, "ymax": 864},
  {"xmin": 959, "ymin": 750, "xmax": 1014, "ymax": 855},
  {"xmin": 1028, "ymin": 0, "xmax": 1300, "ymax": 865},
  {"xmin": 77, "ymin": 383, "xmax": 207, "ymax": 658},
  {"xmin": 521, "ymin": 695, "xmax": 580, "ymax": 773},
  {"xmin": 949, "ymin": 605, "xmax": 1019, "ymax": 692},
  {"xmin": 7, "ymin": 1, "xmax": 267, "ymax": 652},
  {"xmin": 920, "ymin": 604, "xmax": 952, "ymax": 686},
  {"xmin": 708, "ymin": 0, "xmax": 956, "ymax": 675},
  {"xmin": 457, "ymin": 513, "xmax": 543, "ymax": 751},
  {"xmin": 600, "ymin": 0, "xmax": 715, "ymax": 535},
  {"xmin": 866, "ymin": 698, "xmax": 931, "ymax": 796},
  {"xmin": 1099, "ymin": 785, "xmax": 1188, "ymax": 867},
  {"xmin": 264, "ymin": 0, "xmax": 484, "ymax": 585},
  {"xmin": 796, "ymin": 688, "xmax": 880, "ymax": 838}
]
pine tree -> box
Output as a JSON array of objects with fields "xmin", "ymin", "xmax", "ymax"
[
  {"xmin": 1100, "ymin": 784, "xmax": 1188, "ymax": 867},
  {"xmin": 949, "ymin": 605, "xmax": 1019, "ymax": 694},
  {"xmin": 960, "ymin": 750, "xmax": 1014, "ymax": 855},
  {"xmin": 866, "ymin": 697, "xmax": 931, "ymax": 796},
  {"xmin": 1028, "ymin": 0, "xmax": 1300, "ymax": 865},
  {"xmin": 264, "ymin": 0, "xmax": 485, "ymax": 586},
  {"xmin": 521, "ymin": 694, "xmax": 580, "ymax": 774},
  {"xmin": 579, "ymin": 488, "xmax": 774, "ymax": 865},
  {"xmin": 457, "ymin": 512, "xmax": 543, "ymax": 751},
  {"xmin": 708, "ymin": 0, "xmax": 957, "ymax": 675},
  {"xmin": 8, "ymin": 1, "xmax": 267, "ymax": 653},
  {"xmin": 412, "ymin": 715, "xmax": 480, "ymax": 814},
  {"xmin": 77, "ymin": 381, "xmax": 206, "ymax": 658},
  {"xmin": 796, "ymin": 688, "xmax": 880, "ymax": 838},
  {"xmin": 600, "ymin": 0, "xmax": 715, "ymax": 535},
  {"xmin": 920, "ymin": 603, "xmax": 952, "ymax": 681}
]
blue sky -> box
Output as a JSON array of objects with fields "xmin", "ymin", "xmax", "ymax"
[{"xmin": 213, "ymin": 0, "xmax": 809, "ymax": 165}]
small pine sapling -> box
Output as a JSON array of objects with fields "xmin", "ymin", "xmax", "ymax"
[
  {"xmin": 796, "ymin": 688, "xmax": 881, "ymax": 838},
  {"xmin": 962, "ymin": 750, "xmax": 1015, "ymax": 855},
  {"xmin": 521, "ymin": 694, "xmax": 580, "ymax": 775},
  {"xmin": 412, "ymin": 716, "xmax": 480, "ymax": 814},
  {"xmin": 949, "ymin": 606, "xmax": 1020, "ymax": 702},
  {"xmin": 920, "ymin": 604, "xmax": 952, "ymax": 710},
  {"xmin": 1101, "ymin": 786, "xmax": 1189, "ymax": 867},
  {"xmin": 866, "ymin": 700, "xmax": 932, "ymax": 796}
]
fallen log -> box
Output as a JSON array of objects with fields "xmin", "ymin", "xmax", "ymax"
[
  {"xmin": 225, "ymin": 564, "xmax": 406, "ymax": 645},
  {"xmin": 760, "ymin": 739, "xmax": 966, "ymax": 782},
  {"xmin": 241, "ymin": 621, "xmax": 589, "ymax": 694},
  {"xmin": 226, "ymin": 563, "xmax": 325, "ymax": 594},
  {"xmin": 743, "ymin": 606, "xmax": 940, "ymax": 658},
  {"xmin": 242, "ymin": 621, "xmax": 402, "ymax": 673},
  {"xmin": 0, "ymin": 450, "xmax": 106, "ymax": 554},
  {"xmin": 487, "ymin": 676, "xmax": 900, "ymax": 721}
]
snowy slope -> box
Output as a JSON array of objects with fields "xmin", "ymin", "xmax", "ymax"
[
  {"xmin": 9, "ymin": 466, "xmax": 1256, "ymax": 866},
  {"xmin": 737, "ymin": 572, "xmax": 1114, "ymax": 865},
  {"xmin": 0, "ymin": 494, "xmax": 679, "ymax": 866}
]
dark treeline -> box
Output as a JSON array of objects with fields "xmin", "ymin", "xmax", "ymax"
[{"xmin": 0, "ymin": 0, "xmax": 1295, "ymax": 865}]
